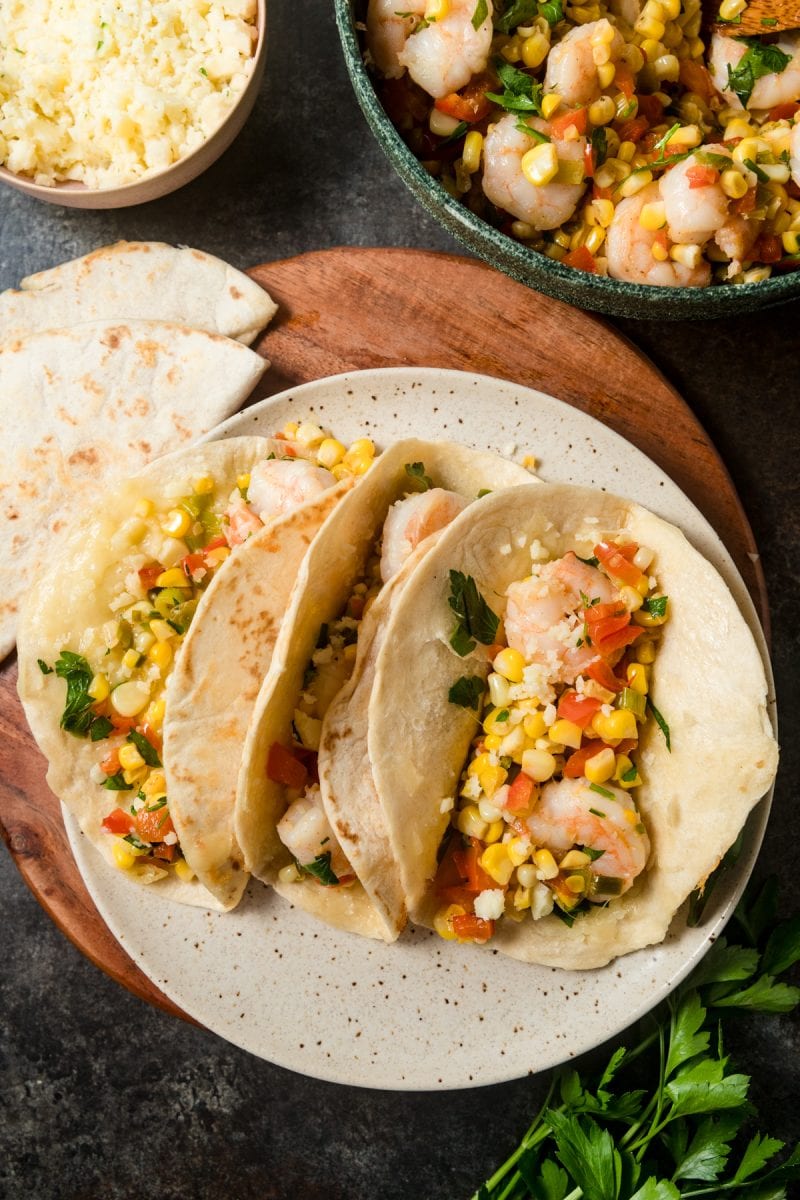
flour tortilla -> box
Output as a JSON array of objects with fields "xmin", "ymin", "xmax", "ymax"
[
  {"xmin": 163, "ymin": 483, "xmax": 351, "ymax": 910},
  {"xmin": 0, "ymin": 321, "xmax": 268, "ymax": 660},
  {"xmin": 236, "ymin": 440, "xmax": 533, "ymax": 942},
  {"xmin": 16, "ymin": 437, "xmax": 301, "ymax": 910},
  {"xmin": 365, "ymin": 482, "xmax": 778, "ymax": 968},
  {"xmin": 2, "ymin": 242, "xmax": 277, "ymax": 345}
]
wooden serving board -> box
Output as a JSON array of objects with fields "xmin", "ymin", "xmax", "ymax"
[{"xmin": 0, "ymin": 247, "xmax": 766, "ymax": 1021}]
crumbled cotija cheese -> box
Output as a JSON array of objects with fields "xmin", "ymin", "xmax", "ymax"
[{"xmin": 0, "ymin": 0, "xmax": 258, "ymax": 187}]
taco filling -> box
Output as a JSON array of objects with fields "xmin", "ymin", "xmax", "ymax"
[
  {"xmin": 36, "ymin": 422, "xmax": 374, "ymax": 883},
  {"xmin": 268, "ymin": 471, "xmax": 471, "ymax": 890},
  {"xmin": 434, "ymin": 538, "xmax": 669, "ymax": 945}
]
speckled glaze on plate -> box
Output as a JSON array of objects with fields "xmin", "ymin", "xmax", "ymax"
[
  {"xmin": 334, "ymin": 0, "xmax": 800, "ymax": 321},
  {"xmin": 66, "ymin": 368, "xmax": 775, "ymax": 1090}
]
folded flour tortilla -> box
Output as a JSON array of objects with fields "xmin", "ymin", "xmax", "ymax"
[
  {"xmin": 0, "ymin": 321, "xmax": 268, "ymax": 660},
  {"xmin": 350, "ymin": 482, "xmax": 779, "ymax": 966},
  {"xmin": 1, "ymin": 242, "xmax": 277, "ymax": 346}
]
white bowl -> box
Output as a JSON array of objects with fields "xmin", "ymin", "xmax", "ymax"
[{"xmin": 0, "ymin": 0, "xmax": 267, "ymax": 209}]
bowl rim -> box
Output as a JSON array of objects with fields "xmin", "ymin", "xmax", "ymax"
[
  {"xmin": 335, "ymin": 0, "xmax": 800, "ymax": 314},
  {"xmin": 0, "ymin": 0, "xmax": 267, "ymax": 202}
]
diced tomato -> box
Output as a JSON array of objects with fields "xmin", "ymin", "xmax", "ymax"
[
  {"xmin": 564, "ymin": 738, "xmax": 636, "ymax": 779},
  {"xmin": 506, "ymin": 772, "xmax": 535, "ymax": 813},
  {"xmin": 612, "ymin": 542, "xmax": 639, "ymax": 561},
  {"xmin": 138, "ymin": 563, "xmax": 164, "ymax": 591},
  {"xmin": 267, "ymin": 742, "xmax": 308, "ymax": 790},
  {"xmin": 768, "ymin": 102, "xmax": 800, "ymax": 122},
  {"xmin": 109, "ymin": 712, "xmax": 137, "ymax": 734},
  {"xmin": 585, "ymin": 659, "xmax": 625, "ymax": 693},
  {"xmin": 135, "ymin": 806, "xmax": 175, "ymax": 843},
  {"xmin": 653, "ymin": 229, "xmax": 669, "ymax": 255},
  {"xmin": 617, "ymin": 116, "xmax": 649, "ymax": 145},
  {"xmin": 753, "ymin": 233, "xmax": 783, "ymax": 264},
  {"xmin": 451, "ymin": 913, "xmax": 495, "ymax": 943},
  {"xmin": 486, "ymin": 644, "xmax": 506, "ymax": 662},
  {"xmin": 562, "ymin": 245, "xmax": 598, "ymax": 274},
  {"xmin": 435, "ymin": 75, "xmax": 492, "ymax": 124},
  {"xmin": 550, "ymin": 106, "xmax": 588, "ymax": 138},
  {"xmin": 583, "ymin": 140, "xmax": 595, "ymax": 179},
  {"xmin": 102, "ymin": 808, "xmax": 133, "ymax": 836},
  {"xmin": 453, "ymin": 838, "xmax": 495, "ymax": 893},
  {"xmin": 636, "ymin": 93, "xmax": 664, "ymax": 124},
  {"xmin": 594, "ymin": 624, "xmax": 643, "ymax": 657},
  {"xmin": 101, "ymin": 748, "xmax": 122, "ymax": 776},
  {"xmin": 593, "ymin": 183, "xmax": 614, "ymax": 201},
  {"xmin": 181, "ymin": 552, "xmax": 207, "ymax": 582},
  {"xmin": 152, "ymin": 843, "xmax": 178, "ymax": 862},
  {"xmin": 203, "ymin": 535, "xmax": 228, "ymax": 556},
  {"xmin": 731, "ymin": 187, "xmax": 757, "ymax": 216},
  {"xmin": 686, "ymin": 164, "xmax": 719, "ymax": 189},
  {"xmin": 678, "ymin": 59, "xmax": 716, "ymax": 102},
  {"xmin": 347, "ymin": 594, "xmax": 365, "ymax": 620},
  {"xmin": 137, "ymin": 724, "xmax": 162, "ymax": 755},
  {"xmin": 614, "ymin": 63, "xmax": 635, "ymax": 100},
  {"xmin": 557, "ymin": 691, "xmax": 603, "ymax": 729},
  {"xmin": 583, "ymin": 600, "xmax": 627, "ymax": 624},
  {"xmin": 594, "ymin": 541, "xmax": 645, "ymax": 587}
]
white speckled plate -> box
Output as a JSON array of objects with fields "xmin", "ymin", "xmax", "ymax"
[{"xmin": 66, "ymin": 367, "xmax": 775, "ymax": 1090}]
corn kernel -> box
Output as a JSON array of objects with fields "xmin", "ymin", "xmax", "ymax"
[
  {"xmin": 733, "ymin": 136, "xmax": 770, "ymax": 167},
  {"xmin": 782, "ymin": 230, "xmax": 800, "ymax": 255},
  {"xmin": 626, "ymin": 663, "xmax": 649, "ymax": 694},
  {"xmin": 193, "ymin": 475, "xmax": 215, "ymax": 495},
  {"xmin": 521, "ymin": 747, "xmax": 557, "ymax": 781},
  {"xmin": 718, "ymin": 0, "xmax": 745, "ymax": 17},
  {"xmin": 430, "ymin": 107, "xmax": 462, "ymax": 138},
  {"xmin": 593, "ymin": 198, "xmax": 615, "ymax": 227},
  {"xmin": 316, "ymin": 438, "xmax": 346, "ymax": 469},
  {"xmin": 585, "ymin": 226, "xmax": 606, "ymax": 255},
  {"xmin": 468, "ymin": 751, "xmax": 492, "ymax": 776},
  {"xmin": 484, "ymin": 707, "xmax": 512, "ymax": 736},
  {"xmin": 479, "ymin": 764, "xmax": 508, "ymax": 798},
  {"xmin": 111, "ymin": 680, "xmax": 151, "ymax": 717},
  {"xmin": 618, "ymin": 170, "xmax": 653, "ymax": 198},
  {"xmin": 633, "ymin": 603, "xmax": 669, "ymax": 627},
  {"xmin": 462, "ymin": 130, "xmax": 483, "ymax": 173},
  {"xmin": 160, "ymin": 508, "xmax": 192, "ymax": 539},
  {"xmin": 296, "ymin": 421, "xmax": 326, "ymax": 447},
  {"xmin": 666, "ymin": 124, "xmax": 701, "ymax": 150},
  {"xmin": 557, "ymin": 159, "xmax": 586, "ymax": 185},
  {"xmin": 119, "ymin": 743, "xmax": 145, "ymax": 771},
  {"xmin": 484, "ymin": 819, "xmax": 505, "ymax": 844},
  {"xmin": 619, "ymin": 762, "xmax": 643, "ymax": 789},
  {"xmin": 494, "ymin": 647, "xmax": 525, "ymax": 683},
  {"xmin": 597, "ymin": 61, "xmax": 616, "ymax": 88},
  {"xmin": 651, "ymin": 241, "xmax": 670, "ymax": 262},
  {"xmin": 637, "ymin": 639, "xmax": 657, "ymax": 664},
  {"xmin": 511, "ymin": 220, "xmax": 536, "ymax": 239},
  {"xmin": 517, "ymin": 863, "xmax": 538, "ymax": 888},
  {"xmin": 488, "ymin": 672, "xmax": 511, "ymax": 708},
  {"xmin": 522, "ymin": 711, "xmax": 546, "ymax": 740},
  {"xmin": 507, "ymin": 837, "xmax": 532, "ymax": 867},
  {"xmin": 282, "ymin": 421, "xmax": 299, "ymax": 437},
  {"xmin": 456, "ymin": 805, "xmax": 488, "ymax": 839},
  {"xmin": 147, "ymin": 640, "xmax": 173, "ymax": 670},
  {"xmin": 584, "ymin": 746, "xmax": 616, "ymax": 784},
  {"xmin": 670, "ymin": 243, "xmax": 703, "ymax": 269},
  {"xmin": 425, "ymin": 0, "xmax": 451, "ymax": 18},
  {"xmin": 541, "ymin": 93, "xmax": 562, "ymax": 120},
  {"xmin": 499, "ymin": 724, "xmax": 527, "ymax": 762},
  {"xmin": 661, "ymin": 0, "xmax": 680, "ymax": 16},
  {"xmin": 588, "ymin": 95, "xmax": 616, "ymax": 126},
  {"xmin": 513, "ymin": 885, "xmax": 532, "ymax": 910},
  {"xmin": 720, "ymin": 168, "xmax": 748, "ymax": 200},
  {"xmin": 149, "ymin": 619, "xmax": 174, "ymax": 643},
  {"xmin": 636, "ymin": 14, "xmax": 666, "ymax": 40},
  {"xmin": 205, "ymin": 546, "xmax": 231, "ymax": 569},
  {"xmin": 88, "ymin": 673, "xmax": 110, "ymax": 702},
  {"xmin": 174, "ymin": 858, "xmax": 196, "ymax": 882},
  {"xmin": 534, "ymin": 848, "xmax": 559, "ymax": 879},
  {"xmin": 653, "ymin": 53, "xmax": 680, "ymax": 81},
  {"xmin": 236, "ymin": 473, "xmax": 251, "ymax": 493},
  {"xmin": 134, "ymin": 498, "xmax": 154, "ymax": 518},
  {"xmin": 522, "ymin": 31, "xmax": 550, "ymax": 68},
  {"xmin": 434, "ymin": 903, "xmax": 465, "ymax": 940},
  {"xmin": 112, "ymin": 842, "xmax": 137, "ymax": 870},
  {"xmin": 142, "ymin": 771, "xmax": 166, "ymax": 796},
  {"xmin": 639, "ymin": 37, "xmax": 663, "ymax": 63},
  {"xmin": 560, "ymin": 849, "xmax": 592, "ymax": 870},
  {"xmin": 619, "ymin": 583, "xmax": 645, "ymax": 612},
  {"xmin": 565, "ymin": 873, "xmax": 586, "ymax": 894},
  {"xmin": 482, "ymin": 734, "xmax": 502, "ymax": 753},
  {"xmin": 592, "ymin": 708, "xmax": 638, "ymax": 742},
  {"xmin": 122, "ymin": 648, "xmax": 142, "ymax": 670},
  {"xmin": 278, "ymin": 862, "xmax": 301, "ymax": 884},
  {"xmin": 155, "ymin": 567, "xmax": 190, "ymax": 589},
  {"xmin": 549, "ymin": 719, "xmax": 582, "ymax": 750},
  {"xmin": 480, "ymin": 843, "xmax": 515, "ymax": 885},
  {"xmin": 522, "ymin": 142, "xmax": 559, "ymax": 186},
  {"xmin": 620, "ymin": 42, "xmax": 645, "ymax": 72}
]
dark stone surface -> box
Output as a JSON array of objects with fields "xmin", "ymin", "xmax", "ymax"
[{"xmin": 0, "ymin": 3, "xmax": 797, "ymax": 1198}]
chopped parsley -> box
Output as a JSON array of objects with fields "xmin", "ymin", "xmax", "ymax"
[
  {"xmin": 102, "ymin": 772, "xmax": 133, "ymax": 792},
  {"xmin": 495, "ymin": 709, "xmax": 510, "ymax": 722},
  {"xmin": 621, "ymin": 764, "xmax": 639, "ymax": 783},
  {"xmin": 590, "ymin": 126, "xmax": 608, "ymax": 171},
  {"xmin": 37, "ymin": 659, "xmax": 53, "ymax": 675},
  {"xmin": 53, "ymin": 651, "xmax": 112, "ymax": 741},
  {"xmin": 300, "ymin": 851, "xmax": 340, "ymax": 887},
  {"xmin": 127, "ymin": 729, "xmax": 162, "ymax": 768},
  {"xmin": 123, "ymin": 831, "xmax": 149, "ymax": 852},
  {"xmin": 576, "ymin": 554, "xmax": 599, "ymax": 568},
  {"xmin": 581, "ymin": 845, "xmax": 606, "ymax": 862},
  {"xmin": 448, "ymin": 675, "xmax": 486, "ymax": 710},
  {"xmin": 199, "ymin": 66, "xmax": 208, "ymax": 76},
  {"xmin": 145, "ymin": 797, "xmax": 167, "ymax": 812},
  {"xmin": 648, "ymin": 697, "xmax": 672, "ymax": 751},
  {"xmin": 439, "ymin": 120, "xmax": 469, "ymax": 146},
  {"xmin": 726, "ymin": 39, "xmax": 792, "ymax": 107},
  {"xmin": 494, "ymin": 0, "xmax": 563, "ymax": 30},
  {"xmin": 515, "ymin": 118, "xmax": 550, "ymax": 141},
  {"xmin": 485, "ymin": 59, "xmax": 543, "ymax": 115},
  {"xmin": 643, "ymin": 594, "xmax": 668, "ymax": 618},
  {"xmin": 589, "ymin": 782, "xmax": 615, "ymax": 801},
  {"xmin": 448, "ymin": 570, "xmax": 499, "ymax": 656}
]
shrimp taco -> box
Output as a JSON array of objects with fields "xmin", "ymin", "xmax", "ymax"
[
  {"xmin": 17, "ymin": 424, "xmax": 376, "ymax": 910},
  {"xmin": 235, "ymin": 440, "xmax": 534, "ymax": 941},
  {"xmin": 342, "ymin": 482, "xmax": 778, "ymax": 968}
]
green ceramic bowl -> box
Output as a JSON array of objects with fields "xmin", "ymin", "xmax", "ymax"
[{"xmin": 335, "ymin": 0, "xmax": 800, "ymax": 320}]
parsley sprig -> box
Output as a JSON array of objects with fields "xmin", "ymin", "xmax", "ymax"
[
  {"xmin": 448, "ymin": 571, "xmax": 500, "ymax": 656},
  {"xmin": 51, "ymin": 651, "xmax": 113, "ymax": 741},
  {"xmin": 726, "ymin": 40, "xmax": 792, "ymax": 108},
  {"xmin": 473, "ymin": 877, "xmax": 800, "ymax": 1200},
  {"xmin": 485, "ymin": 60, "xmax": 544, "ymax": 115}
]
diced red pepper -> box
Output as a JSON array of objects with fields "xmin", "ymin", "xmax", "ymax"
[
  {"xmin": 203, "ymin": 535, "xmax": 228, "ymax": 556},
  {"xmin": 767, "ymin": 102, "xmax": 800, "ymax": 122},
  {"xmin": 686, "ymin": 165, "xmax": 719, "ymax": 189},
  {"xmin": 583, "ymin": 140, "xmax": 595, "ymax": 179},
  {"xmin": 617, "ymin": 116, "xmax": 649, "ymax": 145},
  {"xmin": 594, "ymin": 541, "xmax": 645, "ymax": 587},
  {"xmin": 435, "ymin": 75, "xmax": 493, "ymax": 124},
  {"xmin": 267, "ymin": 742, "xmax": 308, "ymax": 790},
  {"xmin": 108, "ymin": 712, "xmax": 137, "ymax": 734},
  {"xmin": 614, "ymin": 63, "xmax": 636, "ymax": 100},
  {"xmin": 101, "ymin": 748, "xmax": 122, "ymax": 776},
  {"xmin": 562, "ymin": 245, "xmax": 598, "ymax": 274},
  {"xmin": 453, "ymin": 838, "xmax": 496, "ymax": 894},
  {"xmin": 557, "ymin": 691, "xmax": 603, "ymax": 729},
  {"xmin": 152, "ymin": 843, "xmax": 178, "ymax": 862},
  {"xmin": 486, "ymin": 644, "xmax": 506, "ymax": 662},
  {"xmin": 593, "ymin": 183, "xmax": 614, "ymax": 201},
  {"xmin": 678, "ymin": 59, "xmax": 716, "ymax": 102},
  {"xmin": 753, "ymin": 233, "xmax": 783, "ymax": 264},
  {"xmin": 594, "ymin": 624, "xmax": 643, "ymax": 657},
  {"xmin": 585, "ymin": 659, "xmax": 625, "ymax": 693},
  {"xmin": 138, "ymin": 562, "xmax": 165, "ymax": 591},
  {"xmin": 636, "ymin": 93, "xmax": 664, "ymax": 124},
  {"xmin": 563, "ymin": 738, "xmax": 636, "ymax": 779},
  {"xmin": 506, "ymin": 772, "xmax": 535, "ymax": 812},
  {"xmin": 181, "ymin": 552, "xmax": 207, "ymax": 582},
  {"xmin": 135, "ymin": 806, "xmax": 175, "ymax": 843},
  {"xmin": 731, "ymin": 187, "xmax": 757, "ymax": 215},
  {"xmin": 550, "ymin": 106, "xmax": 588, "ymax": 138},
  {"xmin": 102, "ymin": 808, "xmax": 134, "ymax": 836},
  {"xmin": 584, "ymin": 600, "xmax": 627, "ymax": 624},
  {"xmin": 451, "ymin": 913, "xmax": 495, "ymax": 943}
]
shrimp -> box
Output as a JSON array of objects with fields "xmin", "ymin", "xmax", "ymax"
[
  {"xmin": 367, "ymin": 0, "xmax": 493, "ymax": 99},
  {"xmin": 791, "ymin": 120, "xmax": 800, "ymax": 187},
  {"xmin": 504, "ymin": 551, "xmax": 617, "ymax": 683},
  {"xmin": 223, "ymin": 457, "xmax": 335, "ymax": 546},
  {"xmin": 659, "ymin": 146, "xmax": 732, "ymax": 245},
  {"xmin": 525, "ymin": 776, "xmax": 650, "ymax": 895},
  {"xmin": 380, "ymin": 487, "xmax": 467, "ymax": 582},
  {"xmin": 277, "ymin": 787, "xmax": 352, "ymax": 879},
  {"xmin": 543, "ymin": 19, "xmax": 624, "ymax": 107},
  {"xmin": 709, "ymin": 32, "xmax": 800, "ymax": 111},
  {"xmin": 606, "ymin": 182, "xmax": 712, "ymax": 286},
  {"xmin": 481, "ymin": 113, "xmax": 587, "ymax": 230},
  {"xmin": 714, "ymin": 213, "xmax": 761, "ymax": 263},
  {"xmin": 606, "ymin": 0, "xmax": 643, "ymax": 32}
]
